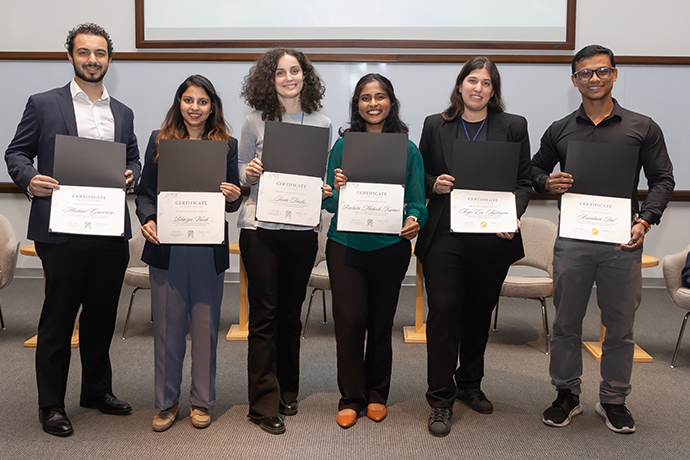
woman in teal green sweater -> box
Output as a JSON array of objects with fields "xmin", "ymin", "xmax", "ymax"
[{"xmin": 323, "ymin": 73, "xmax": 428, "ymax": 428}]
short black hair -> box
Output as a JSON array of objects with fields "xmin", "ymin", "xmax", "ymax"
[
  {"xmin": 65, "ymin": 23, "xmax": 113, "ymax": 58},
  {"xmin": 572, "ymin": 45, "xmax": 615, "ymax": 73}
]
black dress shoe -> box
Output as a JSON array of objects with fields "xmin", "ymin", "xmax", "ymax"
[
  {"xmin": 80, "ymin": 393, "xmax": 132, "ymax": 415},
  {"xmin": 279, "ymin": 398, "xmax": 299, "ymax": 416},
  {"xmin": 39, "ymin": 407, "xmax": 74, "ymax": 437},
  {"xmin": 249, "ymin": 416, "xmax": 286, "ymax": 435}
]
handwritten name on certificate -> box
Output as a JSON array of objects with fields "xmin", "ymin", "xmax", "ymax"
[
  {"xmin": 157, "ymin": 192, "xmax": 225, "ymax": 244},
  {"xmin": 450, "ymin": 190, "xmax": 517, "ymax": 233},
  {"xmin": 337, "ymin": 182, "xmax": 404, "ymax": 234},
  {"xmin": 256, "ymin": 172, "xmax": 323, "ymax": 227},
  {"xmin": 49, "ymin": 185, "xmax": 125, "ymax": 236},
  {"xmin": 559, "ymin": 193, "xmax": 630, "ymax": 244}
]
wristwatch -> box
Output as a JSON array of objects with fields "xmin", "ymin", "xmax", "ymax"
[{"xmin": 633, "ymin": 217, "xmax": 650, "ymax": 234}]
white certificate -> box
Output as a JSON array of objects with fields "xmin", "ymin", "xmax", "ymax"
[
  {"xmin": 256, "ymin": 172, "xmax": 323, "ymax": 227},
  {"xmin": 337, "ymin": 182, "xmax": 404, "ymax": 234},
  {"xmin": 559, "ymin": 193, "xmax": 631, "ymax": 244},
  {"xmin": 49, "ymin": 185, "xmax": 125, "ymax": 236},
  {"xmin": 157, "ymin": 192, "xmax": 225, "ymax": 244},
  {"xmin": 450, "ymin": 189, "xmax": 517, "ymax": 233}
]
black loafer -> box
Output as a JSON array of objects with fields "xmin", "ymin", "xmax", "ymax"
[
  {"xmin": 80, "ymin": 393, "xmax": 132, "ymax": 415},
  {"xmin": 39, "ymin": 407, "xmax": 74, "ymax": 437},
  {"xmin": 249, "ymin": 416, "xmax": 286, "ymax": 435},
  {"xmin": 279, "ymin": 398, "xmax": 299, "ymax": 416}
]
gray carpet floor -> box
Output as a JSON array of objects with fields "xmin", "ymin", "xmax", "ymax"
[{"xmin": 0, "ymin": 278, "xmax": 688, "ymax": 459}]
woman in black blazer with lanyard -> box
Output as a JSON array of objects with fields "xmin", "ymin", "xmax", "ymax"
[
  {"xmin": 136, "ymin": 75, "xmax": 242, "ymax": 432},
  {"xmin": 415, "ymin": 57, "xmax": 532, "ymax": 437}
]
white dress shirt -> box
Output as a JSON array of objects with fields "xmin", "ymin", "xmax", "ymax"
[{"xmin": 70, "ymin": 78, "xmax": 115, "ymax": 141}]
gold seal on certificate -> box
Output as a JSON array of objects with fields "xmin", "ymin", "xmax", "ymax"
[
  {"xmin": 157, "ymin": 191, "xmax": 226, "ymax": 244},
  {"xmin": 256, "ymin": 172, "xmax": 323, "ymax": 227},
  {"xmin": 450, "ymin": 189, "xmax": 517, "ymax": 233},
  {"xmin": 336, "ymin": 182, "xmax": 404, "ymax": 234},
  {"xmin": 49, "ymin": 185, "xmax": 125, "ymax": 236},
  {"xmin": 559, "ymin": 193, "xmax": 631, "ymax": 244}
]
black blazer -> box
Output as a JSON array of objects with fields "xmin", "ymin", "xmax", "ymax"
[
  {"xmin": 414, "ymin": 112, "xmax": 532, "ymax": 266},
  {"xmin": 135, "ymin": 130, "xmax": 241, "ymax": 274},
  {"xmin": 5, "ymin": 83, "xmax": 141, "ymax": 243}
]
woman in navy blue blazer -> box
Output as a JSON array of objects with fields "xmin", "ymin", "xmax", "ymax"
[{"xmin": 135, "ymin": 75, "xmax": 242, "ymax": 432}]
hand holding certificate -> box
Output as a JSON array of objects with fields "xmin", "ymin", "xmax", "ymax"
[
  {"xmin": 449, "ymin": 140, "xmax": 520, "ymax": 234},
  {"xmin": 558, "ymin": 141, "xmax": 638, "ymax": 244},
  {"xmin": 336, "ymin": 132, "xmax": 408, "ymax": 234},
  {"xmin": 156, "ymin": 139, "xmax": 227, "ymax": 244},
  {"xmin": 256, "ymin": 121, "xmax": 330, "ymax": 227},
  {"xmin": 49, "ymin": 135, "xmax": 126, "ymax": 237}
]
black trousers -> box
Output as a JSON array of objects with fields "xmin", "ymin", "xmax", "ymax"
[
  {"xmin": 240, "ymin": 228, "xmax": 317, "ymax": 419},
  {"xmin": 423, "ymin": 232, "xmax": 510, "ymax": 408},
  {"xmin": 35, "ymin": 236, "xmax": 129, "ymax": 409},
  {"xmin": 326, "ymin": 239, "xmax": 411, "ymax": 412}
]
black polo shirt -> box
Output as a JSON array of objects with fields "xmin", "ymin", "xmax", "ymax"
[{"xmin": 531, "ymin": 99, "xmax": 675, "ymax": 225}]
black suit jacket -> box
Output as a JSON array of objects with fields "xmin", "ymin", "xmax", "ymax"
[
  {"xmin": 5, "ymin": 83, "xmax": 141, "ymax": 244},
  {"xmin": 135, "ymin": 130, "xmax": 242, "ymax": 275},
  {"xmin": 414, "ymin": 112, "xmax": 532, "ymax": 266}
]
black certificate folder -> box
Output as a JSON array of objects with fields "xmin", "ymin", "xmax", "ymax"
[
  {"xmin": 53, "ymin": 134, "xmax": 126, "ymax": 188},
  {"xmin": 451, "ymin": 140, "xmax": 520, "ymax": 192},
  {"xmin": 341, "ymin": 132, "xmax": 408, "ymax": 185},
  {"xmin": 262, "ymin": 121, "xmax": 330, "ymax": 178},
  {"xmin": 565, "ymin": 141, "xmax": 639, "ymax": 198},
  {"xmin": 157, "ymin": 139, "xmax": 227, "ymax": 193}
]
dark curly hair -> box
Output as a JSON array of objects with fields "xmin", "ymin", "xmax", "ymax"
[
  {"xmin": 155, "ymin": 75, "xmax": 229, "ymax": 161},
  {"xmin": 65, "ymin": 23, "xmax": 113, "ymax": 58},
  {"xmin": 442, "ymin": 56, "xmax": 505, "ymax": 122},
  {"xmin": 240, "ymin": 48, "xmax": 325, "ymax": 121},
  {"xmin": 339, "ymin": 73, "xmax": 408, "ymax": 136}
]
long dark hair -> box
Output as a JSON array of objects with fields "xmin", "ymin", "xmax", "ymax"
[
  {"xmin": 156, "ymin": 75, "xmax": 229, "ymax": 158},
  {"xmin": 442, "ymin": 56, "xmax": 505, "ymax": 121},
  {"xmin": 339, "ymin": 73, "xmax": 408, "ymax": 136},
  {"xmin": 240, "ymin": 48, "xmax": 325, "ymax": 121}
]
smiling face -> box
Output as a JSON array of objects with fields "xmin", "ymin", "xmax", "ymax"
[
  {"xmin": 274, "ymin": 53, "xmax": 304, "ymax": 106},
  {"xmin": 571, "ymin": 54, "xmax": 618, "ymax": 102},
  {"xmin": 179, "ymin": 85, "xmax": 212, "ymax": 133},
  {"xmin": 459, "ymin": 67, "xmax": 494, "ymax": 120},
  {"xmin": 67, "ymin": 34, "xmax": 111, "ymax": 84},
  {"xmin": 357, "ymin": 81, "xmax": 391, "ymax": 133}
]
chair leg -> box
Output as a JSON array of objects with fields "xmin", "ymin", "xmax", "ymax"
[
  {"xmin": 301, "ymin": 288, "xmax": 319, "ymax": 340},
  {"xmin": 122, "ymin": 287, "xmax": 141, "ymax": 340},
  {"xmin": 0, "ymin": 300, "xmax": 5, "ymax": 330},
  {"xmin": 492, "ymin": 299, "xmax": 500, "ymax": 331},
  {"xmin": 322, "ymin": 289, "xmax": 328, "ymax": 324},
  {"xmin": 539, "ymin": 297, "xmax": 550, "ymax": 355},
  {"xmin": 671, "ymin": 311, "xmax": 690, "ymax": 369}
]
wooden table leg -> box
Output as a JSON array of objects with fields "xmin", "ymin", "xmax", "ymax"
[
  {"xmin": 583, "ymin": 255, "xmax": 657, "ymax": 363},
  {"xmin": 403, "ymin": 257, "xmax": 427, "ymax": 343},
  {"xmin": 21, "ymin": 244, "xmax": 79, "ymax": 348},
  {"xmin": 227, "ymin": 245, "xmax": 248, "ymax": 341}
]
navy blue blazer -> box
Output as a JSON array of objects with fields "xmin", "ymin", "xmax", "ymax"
[
  {"xmin": 5, "ymin": 83, "xmax": 141, "ymax": 244},
  {"xmin": 414, "ymin": 111, "xmax": 532, "ymax": 267},
  {"xmin": 135, "ymin": 130, "xmax": 241, "ymax": 275}
]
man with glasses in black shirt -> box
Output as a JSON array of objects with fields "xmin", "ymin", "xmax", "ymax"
[{"xmin": 532, "ymin": 45, "xmax": 674, "ymax": 433}]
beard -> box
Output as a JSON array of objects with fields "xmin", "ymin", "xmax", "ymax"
[{"xmin": 72, "ymin": 62, "xmax": 108, "ymax": 83}]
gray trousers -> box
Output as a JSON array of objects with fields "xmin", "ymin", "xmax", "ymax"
[
  {"xmin": 150, "ymin": 246, "xmax": 224, "ymax": 410},
  {"xmin": 549, "ymin": 237, "xmax": 642, "ymax": 404}
]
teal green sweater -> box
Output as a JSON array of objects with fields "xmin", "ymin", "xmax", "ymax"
[{"xmin": 323, "ymin": 137, "xmax": 429, "ymax": 251}]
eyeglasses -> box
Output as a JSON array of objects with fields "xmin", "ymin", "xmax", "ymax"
[{"xmin": 573, "ymin": 67, "xmax": 615, "ymax": 82}]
